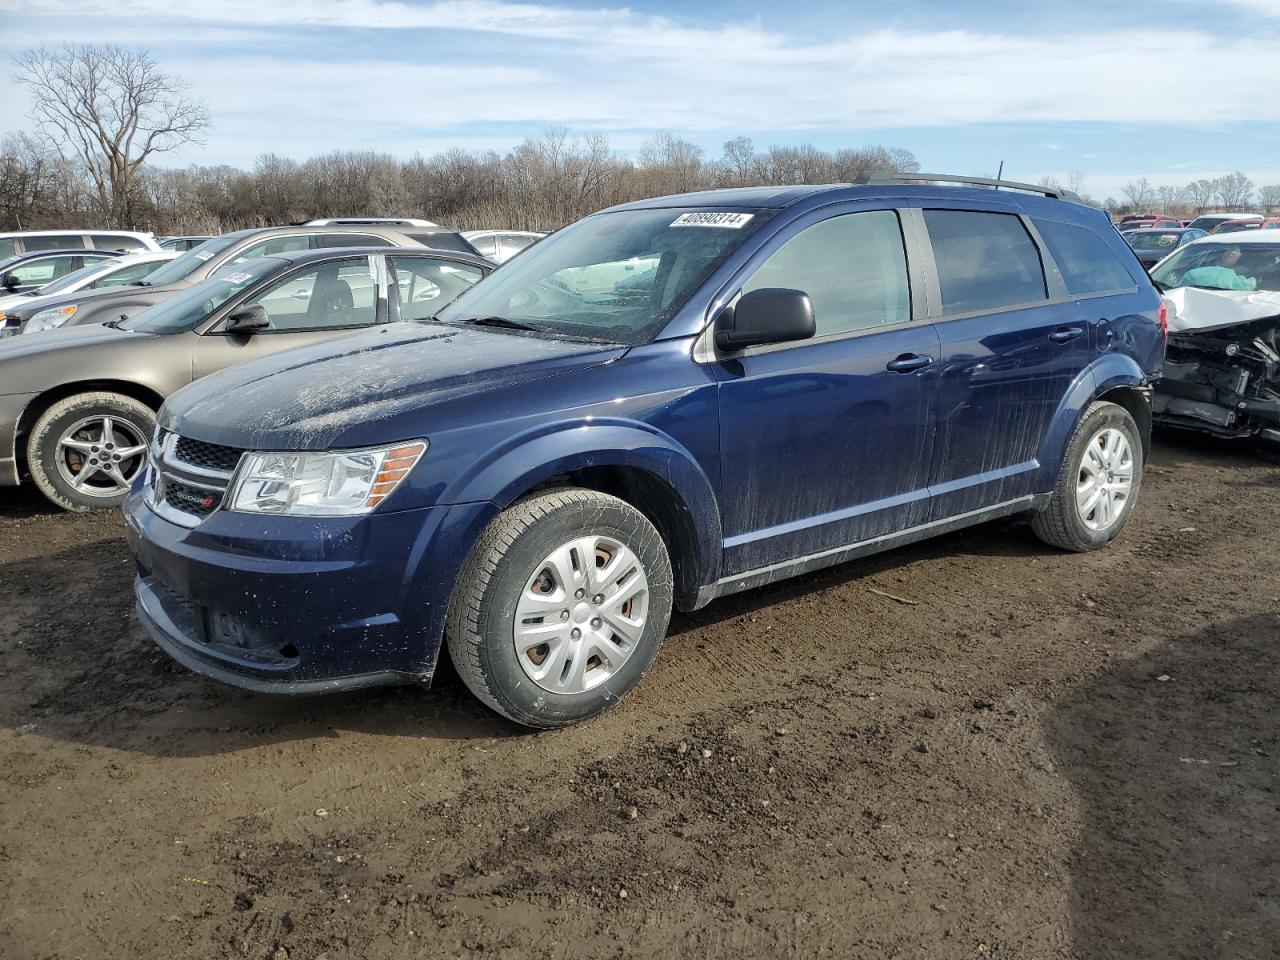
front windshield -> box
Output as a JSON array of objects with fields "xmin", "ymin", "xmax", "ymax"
[
  {"xmin": 1127, "ymin": 232, "xmax": 1186, "ymax": 252},
  {"xmin": 436, "ymin": 207, "xmax": 768, "ymax": 344},
  {"xmin": 119, "ymin": 258, "xmax": 283, "ymax": 334},
  {"xmin": 1150, "ymin": 242, "xmax": 1280, "ymax": 293},
  {"xmin": 139, "ymin": 235, "xmax": 237, "ymax": 286},
  {"xmin": 1186, "ymin": 217, "xmax": 1230, "ymax": 232}
]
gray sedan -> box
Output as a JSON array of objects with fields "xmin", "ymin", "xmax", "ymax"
[{"xmin": 0, "ymin": 246, "xmax": 491, "ymax": 511}]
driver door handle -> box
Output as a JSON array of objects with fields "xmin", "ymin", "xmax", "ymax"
[
  {"xmin": 1049, "ymin": 326, "xmax": 1084, "ymax": 343},
  {"xmin": 886, "ymin": 353, "xmax": 935, "ymax": 373}
]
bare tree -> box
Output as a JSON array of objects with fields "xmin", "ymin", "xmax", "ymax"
[
  {"xmin": 1184, "ymin": 178, "xmax": 1215, "ymax": 213},
  {"xmin": 1121, "ymin": 177, "xmax": 1155, "ymax": 211},
  {"xmin": 1155, "ymin": 184, "xmax": 1186, "ymax": 215},
  {"xmin": 1213, "ymin": 171, "xmax": 1255, "ymax": 210},
  {"xmin": 13, "ymin": 44, "xmax": 209, "ymax": 227},
  {"xmin": 1258, "ymin": 184, "xmax": 1280, "ymax": 214}
]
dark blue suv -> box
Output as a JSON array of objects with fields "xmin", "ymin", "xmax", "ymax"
[{"xmin": 124, "ymin": 176, "xmax": 1165, "ymax": 728}]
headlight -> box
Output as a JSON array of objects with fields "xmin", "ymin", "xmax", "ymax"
[
  {"xmin": 25, "ymin": 304, "xmax": 78, "ymax": 334},
  {"xmin": 228, "ymin": 441, "xmax": 427, "ymax": 516}
]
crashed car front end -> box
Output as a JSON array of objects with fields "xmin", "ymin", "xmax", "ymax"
[{"xmin": 1153, "ymin": 286, "xmax": 1280, "ymax": 452}]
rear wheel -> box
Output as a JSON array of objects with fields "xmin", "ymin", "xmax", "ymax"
[
  {"xmin": 1032, "ymin": 401, "xmax": 1142, "ymax": 551},
  {"xmin": 27, "ymin": 392, "xmax": 155, "ymax": 512},
  {"xmin": 1250, "ymin": 436, "xmax": 1280, "ymax": 464},
  {"xmin": 446, "ymin": 489, "xmax": 673, "ymax": 729}
]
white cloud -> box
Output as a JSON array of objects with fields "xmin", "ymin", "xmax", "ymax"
[{"xmin": 3, "ymin": 0, "xmax": 1279, "ymax": 165}]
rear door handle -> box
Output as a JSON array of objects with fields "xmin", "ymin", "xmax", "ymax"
[
  {"xmin": 886, "ymin": 353, "xmax": 935, "ymax": 373},
  {"xmin": 1049, "ymin": 326, "xmax": 1084, "ymax": 344}
]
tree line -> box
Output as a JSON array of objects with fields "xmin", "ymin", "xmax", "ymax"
[
  {"xmin": 0, "ymin": 128, "xmax": 926, "ymax": 235},
  {"xmin": 1113, "ymin": 173, "xmax": 1279, "ymax": 217}
]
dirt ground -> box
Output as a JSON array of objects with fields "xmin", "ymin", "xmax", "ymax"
[{"xmin": 1, "ymin": 430, "xmax": 1277, "ymax": 960}]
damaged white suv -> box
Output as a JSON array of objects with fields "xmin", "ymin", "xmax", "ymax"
[{"xmin": 1151, "ymin": 232, "xmax": 1280, "ymax": 460}]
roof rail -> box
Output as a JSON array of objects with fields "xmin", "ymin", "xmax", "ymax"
[{"xmin": 852, "ymin": 172, "xmax": 1081, "ymax": 202}]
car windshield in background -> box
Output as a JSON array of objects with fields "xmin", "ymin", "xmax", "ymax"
[
  {"xmin": 1127, "ymin": 232, "xmax": 1185, "ymax": 252},
  {"xmin": 32, "ymin": 260, "xmax": 114, "ymax": 295},
  {"xmin": 435, "ymin": 207, "xmax": 768, "ymax": 345},
  {"xmin": 138, "ymin": 235, "xmax": 237, "ymax": 286},
  {"xmin": 1149, "ymin": 242, "xmax": 1280, "ymax": 293},
  {"xmin": 119, "ymin": 258, "xmax": 282, "ymax": 334}
]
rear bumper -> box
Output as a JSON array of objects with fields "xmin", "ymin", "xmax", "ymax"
[{"xmin": 124, "ymin": 483, "xmax": 499, "ymax": 691}]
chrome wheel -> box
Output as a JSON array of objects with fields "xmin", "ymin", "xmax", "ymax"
[
  {"xmin": 1075, "ymin": 427, "xmax": 1134, "ymax": 532},
  {"xmin": 513, "ymin": 535, "xmax": 650, "ymax": 694},
  {"xmin": 54, "ymin": 415, "xmax": 149, "ymax": 498}
]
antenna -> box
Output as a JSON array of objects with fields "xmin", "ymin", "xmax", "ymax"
[{"xmin": 996, "ymin": 160, "xmax": 1004, "ymax": 189}]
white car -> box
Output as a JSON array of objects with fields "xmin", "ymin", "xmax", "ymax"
[
  {"xmin": 462, "ymin": 230, "xmax": 545, "ymax": 263},
  {"xmin": 0, "ymin": 230, "xmax": 161, "ymax": 259},
  {"xmin": 0, "ymin": 251, "xmax": 177, "ymax": 333}
]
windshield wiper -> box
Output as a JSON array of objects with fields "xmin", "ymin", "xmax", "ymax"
[{"xmin": 456, "ymin": 315, "xmax": 541, "ymax": 332}]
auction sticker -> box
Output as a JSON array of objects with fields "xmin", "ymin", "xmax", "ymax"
[{"xmin": 670, "ymin": 212, "xmax": 754, "ymax": 229}]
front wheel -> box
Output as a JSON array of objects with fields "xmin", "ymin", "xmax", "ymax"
[
  {"xmin": 446, "ymin": 489, "xmax": 673, "ymax": 729},
  {"xmin": 1032, "ymin": 401, "xmax": 1143, "ymax": 552},
  {"xmin": 27, "ymin": 392, "xmax": 155, "ymax": 512}
]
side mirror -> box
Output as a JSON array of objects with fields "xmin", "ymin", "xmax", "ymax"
[
  {"xmin": 1, "ymin": 273, "xmax": 19, "ymax": 292},
  {"xmin": 224, "ymin": 304, "xmax": 270, "ymax": 334},
  {"xmin": 715, "ymin": 287, "xmax": 816, "ymax": 351}
]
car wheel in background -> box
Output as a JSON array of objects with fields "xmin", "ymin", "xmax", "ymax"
[
  {"xmin": 1033, "ymin": 401, "xmax": 1143, "ymax": 552},
  {"xmin": 446, "ymin": 489, "xmax": 673, "ymax": 729},
  {"xmin": 27, "ymin": 392, "xmax": 155, "ymax": 512}
]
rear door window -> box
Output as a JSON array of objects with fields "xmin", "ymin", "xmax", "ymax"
[
  {"xmin": 24, "ymin": 235, "xmax": 86, "ymax": 252},
  {"xmin": 314, "ymin": 233, "xmax": 393, "ymax": 249},
  {"xmin": 391, "ymin": 256, "xmax": 486, "ymax": 321},
  {"xmin": 741, "ymin": 210, "xmax": 911, "ymax": 337},
  {"xmin": 226, "ymin": 234, "xmax": 312, "ymax": 266},
  {"xmin": 1034, "ymin": 218, "xmax": 1138, "ymax": 295},
  {"xmin": 499, "ymin": 234, "xmax": 535, "ymax": 258},
  {"xmin": 469, "ymin": 234, "xmax": 498, "ymax": 257},
  {"xmin": 924, "ymin": 210, "xmax": 1048, "ymax": 314}
]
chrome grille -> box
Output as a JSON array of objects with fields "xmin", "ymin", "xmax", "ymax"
[{"xmin": 146, "ymin": 430, "xmax": 241, "ymax": 527}]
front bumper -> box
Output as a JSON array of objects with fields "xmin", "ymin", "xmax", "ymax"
[
  {"xmin": 124, "ymin": 483, "xmax": 498, "ymax": 691},
  {"xmin": 0, "ymin": 392, "xmax": 36, "ymax": 486}
]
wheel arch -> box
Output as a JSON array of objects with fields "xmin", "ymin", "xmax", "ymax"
[
  {"xmin": 447, "ymin": 422, "xmax": 723, "ymax": 611},
  {"xmin": 14, "ymin": 380, "xmax": 165, "ymax": 476}
]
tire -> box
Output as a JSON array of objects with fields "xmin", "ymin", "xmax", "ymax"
[
  {"xmin": 27, "ymin": 392, "xmax": 156, "ymax": 512},
  {"xmin": 1250, "ymin": 437, "xmax": 1280, "ymax": 465},
  {"xmin": 446, "ymin": 489, "xmax": 674, "ymax": 729},
  {"xmin": 1032, "ymin": 401, "xmax": 1143, "ymax": 552}
]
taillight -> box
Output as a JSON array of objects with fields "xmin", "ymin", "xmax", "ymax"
[{"xmin": 1157, "ymin": 300, "xmax": 1168, "ymax": 338}]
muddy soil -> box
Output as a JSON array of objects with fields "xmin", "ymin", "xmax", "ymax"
[{"xmin": 1, "ymin": 431, "xmax": 1277, "ymax": 960}]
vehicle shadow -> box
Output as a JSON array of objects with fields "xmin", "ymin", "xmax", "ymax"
[{"xmin": 1044, "ymin": 613, "xmax": 1280, "ymax": 958}]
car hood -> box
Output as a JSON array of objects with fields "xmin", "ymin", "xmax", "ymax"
[
  {"xmin": 161, "ymin": 322, "xmax": 628, "ymax": 449},
  {"xmin": 0, "ymin": 320, "xmax": 136, "ymax": 361},
  {"xmin": 1, "ymin": 281, "xmax": 180, "ymax": 322},
  {"xmin": 1165, "ymin": 287, "xmax": 1280, "ymax": 334}
]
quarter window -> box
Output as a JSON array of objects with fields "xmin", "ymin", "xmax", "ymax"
[
  {"xmin": 1034, "ymin": 218, "xmax": 1137, "ymax": 295},
  {"xmin": 314, "ymin": 233, "xmax": 392, "ymax": 249},
  {"xmin": 469, "ymin": 235, "xmax": 499, "ymax": 257},
  {"xmin": 248, "ymin": 257, "xmax": 379, "ymax": 330},
  {"xmin": 924, "ymin": 210, "xmax": 1048, "ymax": 314},
  {"xmin": 90, "ymin": 233, "xmax": 147, "ymax": 252},
  {"xmin": 741, "ymin": 210, "xmax": 911, "ymax": 337}
]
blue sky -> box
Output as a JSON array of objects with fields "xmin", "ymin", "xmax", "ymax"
[{"xmin": 4, "ymin": 0, "xmax": 1280, "ymax": 201}]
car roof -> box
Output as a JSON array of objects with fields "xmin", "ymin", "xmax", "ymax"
[
  {"xmin": 602, "ymin": 182, "xmax": 1099, "ymax": 219},
  {"xmin": 1185, "ymin": 231, "xmax": 1280, "ymax": 245},
  {"xmin": 260, "ymin": 245, "xmax": 493, "ymax": 269},
  {"xmin": 0, "ymin": 229, "xmax": 155, "ymax": 238}
]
